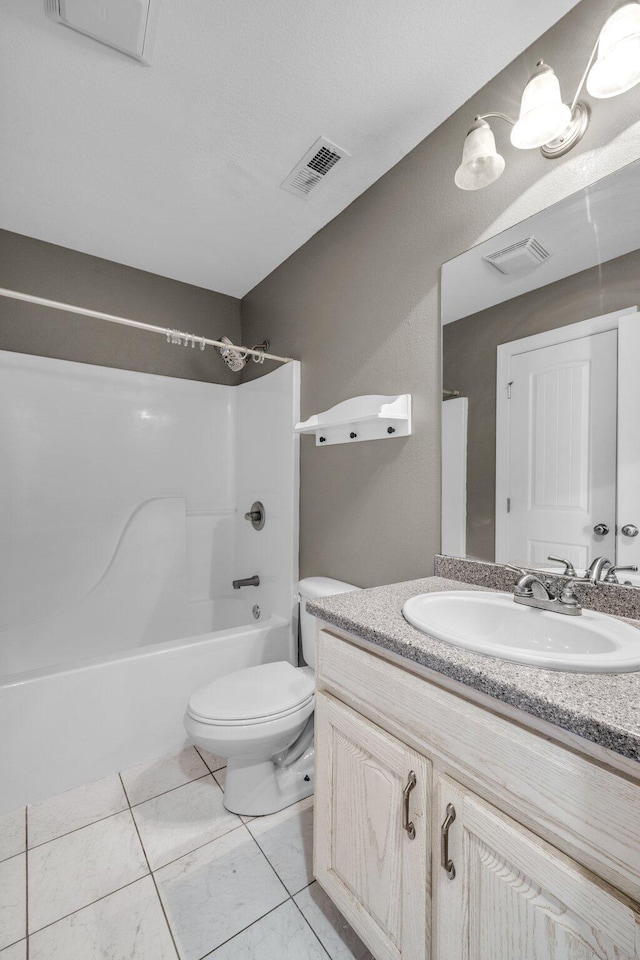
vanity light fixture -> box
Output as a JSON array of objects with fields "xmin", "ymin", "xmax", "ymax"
[
  {"xmin": 454, "ymin": 118, "xmax": 506, "ymax": 190},
  {"xmin": 455, "ymin": 1, "xmax": 640, "ymax": 190},
  {"xmin": 510, "ymin": 62, "xmax": 572, "ymax": 150},
  {"xmin": 587, "ymin": 1, "xmax": 640, "ymax": 97}
]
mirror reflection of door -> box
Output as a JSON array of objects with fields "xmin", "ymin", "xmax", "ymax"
[
  {"xmin": 496, "ymin": 322, "xmax": 617, "ymax": 567},
  {"xmin": 495, "ymin": 309, "xmax": 640, "ymax": 572}
]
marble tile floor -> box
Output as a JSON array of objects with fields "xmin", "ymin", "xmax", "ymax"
[{"xmin": 0, "ymin": 746, "xmax": 374, "ymax": 960}]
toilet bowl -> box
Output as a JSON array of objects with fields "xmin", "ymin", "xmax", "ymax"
[{"xmin": 184, "ymin": 577, "xmax": 359, "ymax": 816}]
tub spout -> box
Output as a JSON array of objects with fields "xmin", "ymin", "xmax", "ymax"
[{"xmin": 232, "ymin": 575, "xmax": 260, "ymax": 589}]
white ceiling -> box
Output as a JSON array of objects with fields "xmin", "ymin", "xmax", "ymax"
[{"xmin": 0, "ymin": 0, "xmax": 580, "ymax": 298}]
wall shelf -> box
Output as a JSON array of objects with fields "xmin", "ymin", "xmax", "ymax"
[{"xmin": 295, "ymin": 394, "xmax": 411, "ymax": 446}]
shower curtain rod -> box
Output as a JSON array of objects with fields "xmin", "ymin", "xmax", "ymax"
[{"xmin": 0, "ymin": 287, "xmax": 295, "ymax": 365}]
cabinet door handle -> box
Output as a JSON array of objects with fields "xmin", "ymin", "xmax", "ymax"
[
  {"xmin": 402, "ymin": 771, "xmax": 417, "ymax": 840},
  {"xmin": 441, "ymin": 803, "xmax": 456, "ymax": 879}
]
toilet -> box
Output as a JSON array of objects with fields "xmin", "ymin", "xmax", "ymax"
[{"xmin": 184, "ymin": 577, "xmax": 359, "ymax": 816}]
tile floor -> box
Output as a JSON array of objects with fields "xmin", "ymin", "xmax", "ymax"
[{"xmin": 0, "ymin": 746, "xmax": 374, "ymax": 960}]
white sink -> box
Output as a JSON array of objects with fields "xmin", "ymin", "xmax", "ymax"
[{"xmin": 402, "ymin": 591, "xmax": 640, "ymax": 673}]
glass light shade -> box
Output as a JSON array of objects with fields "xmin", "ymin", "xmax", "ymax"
[
  {"xmin": 510, "ymin": 64, "xmax": 571, "ymax": 149},
  {"xmin": 454, "ymin": 121, "xmax": 505, "ymax": 191},
  {"xmin": 587, "ymin": 2, "xmax": 640, "ymax": 98}
]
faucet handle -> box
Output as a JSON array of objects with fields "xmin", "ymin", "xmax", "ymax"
[
  {"xmin": 559, "ymin": 579, "xmax": 581, "ymax": 607},
  {"xmin": 603, "ymin": 564, "xmax": 639, "ymax": 584},
  {"xmin": 547, "ymin": 555, "xmax": 577, "ymax": 577},
  {"xmin": 504, "ymin": 563, "xmax": 552, "ymax": 585},
  {"xmin": 504, "ymin": 564, "xmax": 530, "ymax": 592}
]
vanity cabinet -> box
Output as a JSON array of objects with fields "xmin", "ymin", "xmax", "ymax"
[
  {"xmin": 314, "ymin": 692, "xmax": 430, "ymax": 960},
  {"xmin": 314, "ymin": 626, "xmax": 640, "ymax": 960},
  {"xmin": 435, "ymin": 776, "xmax": 639, "ymax": 960}
]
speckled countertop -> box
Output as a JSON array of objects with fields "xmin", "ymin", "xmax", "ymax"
[{"xmin": 307, "ymin": 577, "xmax": 640, "ymax": 764}]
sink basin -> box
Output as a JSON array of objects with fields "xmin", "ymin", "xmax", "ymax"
[{"xmin": 402, "ymin": 591, "xmax": 640, "ymax": 673}]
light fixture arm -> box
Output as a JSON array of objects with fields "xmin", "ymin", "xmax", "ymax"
[
  {"xmin": 569, "ymin": 31, "xmax": 603, "ymax": 110},
  {"xmin": 476, "ymin": 112, "xmax": 515, "ymax": 126}
]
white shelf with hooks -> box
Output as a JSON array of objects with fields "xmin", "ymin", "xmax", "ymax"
[{"xmin": 294, "ymin": 394, "xmax": 411, "ymax": 446}]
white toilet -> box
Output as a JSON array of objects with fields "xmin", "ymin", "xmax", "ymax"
[{"xmin": 184, "ymin": 577, "xmax": 359, "ymax": 816}]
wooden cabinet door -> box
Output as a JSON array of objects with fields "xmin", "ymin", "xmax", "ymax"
[
  {"xmin": 434, "ymin": 775, "xmax": 640, "ymax": 960},
  {"xmin": 314, "ymin": 692, "xmax": 431, "ymax": 960}
]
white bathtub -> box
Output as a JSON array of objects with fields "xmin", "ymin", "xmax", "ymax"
[{"xmin": 0, "ymin": 612, "xmax": 293, "ymax": 814}]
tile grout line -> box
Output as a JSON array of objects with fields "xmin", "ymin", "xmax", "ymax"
[
  {"xmin": 144, "ymin": 820, "xmax": 246, "ymax": 875},
  {"xmin": 26, "ymin": 805, "xmax": 129, "ymax": 853},
  {"xmin": 196, "ymin": 879, "xmax": 330, "ymax": 960},
  {"xmin": 198, "ymin": 900, "xmax": 291, "ymax": 960},
  {"xmin": 119, "ymin": 773, "xmax": 181, "ymax": 960},
  {"xmin": 25, "ymin": 769, "xmax": 218, "ymax": 853},
  {"xmin": 241, "ymin": 803, "xmax": 333, "ymax": 959},
  {"xmin": 133, "ymin": 814, "xmax": 300, "ymax": 955},
  {"xmin": 0, "ymin": 838, "xmax": 28, "ymax": 867},
  {"xmin": 193, "ymin": 745, "xmax": 226, "ymax": 775},
  {"xmin": 0, "ymin": 851, "xmax": 29, "ymax": 864},
  {"xmin": 244, "ymin": 802, "xmax": 315, "ymax": 893},
  {"xmin": 128, "ymin": 771, "xmax": 214, "ymax": 809},
  {"xmin": 26, "ymin": 874, "xmax": 150, "ymax": 939},
  {"xmin": 242, "ymin": 821, "xmax": 293, "ymax": 892},
  {"xmin": 190, "ymin": 818, "xmax": 294, "ymax": 954},
  {"xmin": 2, "ymin": 937, "xmax": 27, "ymax": 953},
  {"xmin": 291, "ymin": 894, "xmax": 333, "ymax": 960}
]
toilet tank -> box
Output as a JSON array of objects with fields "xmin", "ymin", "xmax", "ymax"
[{"xmin": 298, "ymin": 577, "xmax": 360, "ymax": 671}]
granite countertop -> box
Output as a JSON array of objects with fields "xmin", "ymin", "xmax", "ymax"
[{"xmin": 307, "ymin": 576, "xmax": 640, "ymax": 763}]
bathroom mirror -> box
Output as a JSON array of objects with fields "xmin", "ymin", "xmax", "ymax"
[{"xmin": 440, "ymin": 158, "xmax": 640, "ymax": 585}]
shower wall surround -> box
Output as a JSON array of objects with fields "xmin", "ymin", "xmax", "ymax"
[{"xmin": 0, "ymin": 351, "xmax": 299, "ymax": 679}]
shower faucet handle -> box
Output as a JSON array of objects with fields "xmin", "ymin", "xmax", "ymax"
[{"xmin": 243, "ymin": 501, "xmax": 265, "ymax": 530}]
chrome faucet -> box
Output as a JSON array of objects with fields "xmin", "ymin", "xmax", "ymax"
[
  {"xmin": 232, "ymin": 575, "xmax": 260, "ymax": 589},
  {"xmin": 586, "ymin": 556, "xmax": 613, "ymax": 583},
  {"xmin": 505, "ymin": 566, "xmax": 582, "ymax": 616},
  {"xmin": 547, "ymin": 554, "xmax": 638, "ymax": 585}
]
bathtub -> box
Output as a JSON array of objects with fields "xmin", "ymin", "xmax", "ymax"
[{"xmin": 0, "ymin": 610, "xmax": 293, "ymax": 815}]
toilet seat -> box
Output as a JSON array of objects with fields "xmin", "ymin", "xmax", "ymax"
[{"xmin": 187, "ymin": 661, "xmax": 314, "ymax": 727}]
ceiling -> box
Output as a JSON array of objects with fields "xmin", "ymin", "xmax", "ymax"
[{"xmin": 0, "ymin": 0, "xmax": 580, "ymax": 299}]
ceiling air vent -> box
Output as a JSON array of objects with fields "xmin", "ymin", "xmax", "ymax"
[
  {"xmin": 281, "ymin": 137, "xmax": 351, "ymax": 199},
  {"xmin": 483, "ymin": 237, "xmax": 551, "ymax": 276},
  {"xmin": 45, "ymin": 0, "xmax": 160, "ymax": 64}
]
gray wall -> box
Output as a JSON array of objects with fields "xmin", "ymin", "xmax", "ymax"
[
  {"xmin": 242, "ymin": 0, "xmax": 640, "ymax": 587},
  {"xmin": 0, "ymin": 230, "xmax": 241, "ymax": 384},
  {"xmin": 443, "ymin": 247, "xmax": 640, "ymax": 562}
]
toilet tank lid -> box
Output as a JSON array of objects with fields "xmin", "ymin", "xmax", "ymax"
[{"xmin": 298, "ymin": 576, "xmax": 361, "ymax": 600}]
